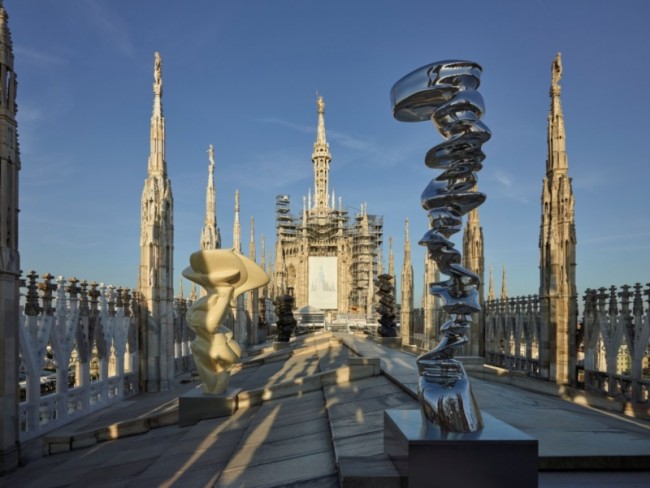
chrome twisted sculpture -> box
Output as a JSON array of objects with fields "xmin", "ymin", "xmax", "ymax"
[
  {"xmin": 182, "ymin": 249, "xmax": 269, "ymax": 395},
  {"xmin": 391, "ymin": 60, "xmax": 490, "ymax": 432}
]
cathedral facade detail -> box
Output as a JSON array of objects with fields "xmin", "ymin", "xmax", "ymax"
[{"xmin": 273, "ymin": 97, "xmax": 383, "ymax": 318}]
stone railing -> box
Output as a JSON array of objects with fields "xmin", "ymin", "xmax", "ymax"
[
  {"xmin": 484, "ymin": 295, "xmax": 542, "ymax": 378},
  {"xmin": 17, "ymin": 271, "xmax": 195, "ymax": 441},
  {"xmin": 580, "ymin": 283, "xmax": 650, "ymax": 406},
  {"xmin": 18, "ymin": 272, "xmax": 138, "ymax": 441}
]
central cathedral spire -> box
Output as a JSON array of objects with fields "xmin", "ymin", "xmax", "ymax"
[{"xmin": 312, "ymin": 95, "xmax": 331, "ymax": 211}]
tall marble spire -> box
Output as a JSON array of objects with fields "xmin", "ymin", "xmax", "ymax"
[
  {"xmin": 462, "ymin": 192, "xmax": 484, "ymax": 301},
  {"xmin": 233, "ymin": 189, "xmax": 241, "ymax": 252},
  {"xmin": 312, "ymin": 95, "xmax": 332, "ymax": 211},
  {"xmin": 400, "ymin": 219, "xmax": 414, "ymax": 346},
  {"xmin": 388, "ymin": 237, "xmax": 395, "ymax": 278},
  {"xmin": 462, "ymin": 187, "xmax": 485, "ymax": 356},
  {"xmin": 247, "ymin": 216, "xmax": 260, "ymax": 345},
  {"xmin": 200, "ymin": 144, "xmax": 220, "ymax": 250},
  {"xmin": 487, "ymin": 265, "xmax": 495, "ymax": 302},
  {"xmin": 0, "ymin": 0, "xmax": 21, "ymax": 472},
  {"xmin": 501, "ymin": 265, "xmax": 508, "ymax": 300},
  {"xmin": 137, "ymin": 52, "xmax": 175, "ymax": 393},
  {"xmin": 539, "ymin": 52, "xmax": 577, "ymax": 384}
]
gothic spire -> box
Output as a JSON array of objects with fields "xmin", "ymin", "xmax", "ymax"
[
  {"xmin": 312, "ymin": 95, "xmax": 332, "ymax": 211},
  {"xmin": 388, "ymin": 237, "xmax": 395, "ymax": 278},
  {"xmin": 249, "ymin": 216, "xmax": 256, "ymax": 261},
  {"xmin": 200, "ymin": 144, "xmax": 220, "ymax": 250},
  {"xmin": 138, "ymin": 51, "xmax": 174, "ymax": 393},
  {"xmin": 148, "ymin": 52, "xmax": 166, "ymax": 175},
  {"xmin": 501, "ymin": 265, "xmax": 508, "ymax": 300},
  {"xmin": 488, "ymin": 265, "xmax": 495, "ymax": 302},
  {"xmin": 547, "ymin": 52, "xmax": 567, "ymax": 175},
  {"xmin": 401, "ymin": 218, "xmax": 414, "ymax": 345},
  {"xmin": 539, "ymin": 53, "xmax": 578, "ymax": 384},
  {"xmin": 233, "ymin": 189, "xmax": 241, "ymax": 252}
]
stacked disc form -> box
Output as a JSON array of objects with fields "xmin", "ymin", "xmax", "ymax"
[{"xmin": 391, "ymin": 60, "xmax": 490, "ymax": 432}]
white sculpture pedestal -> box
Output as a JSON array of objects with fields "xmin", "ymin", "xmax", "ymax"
[
  {"xmin": 384, "ymin": 409, "xmax": 538, "ymax": 488},
  {"xmin": 179, "ymin": 385, "xmax": 241, "ymax": 427}
]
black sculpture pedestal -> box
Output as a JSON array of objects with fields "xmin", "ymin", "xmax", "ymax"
[
  {"xmin": 179, "ymin": 386, "xmax": 241, "ymax": 427},
  {"xmin": 384, "ymin": 409, "xmax": 538, "ymax": 488}
]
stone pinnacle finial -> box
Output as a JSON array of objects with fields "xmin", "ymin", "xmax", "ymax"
[
  {"xmin": 488, "ymin": 265, "xmax": 495, "ymax": 301},
  {"xmin": 501, "ymin": 265, "xmax": 508, "ymax": 300},
  {"xmin": 232, "ymin": 189, "xmax": 241, "ymax": 252},
  {"xmin": 208, "ymin": 144, "xmax": 215, "ymax": 167},
  {"xmin": 552, "ymin": 52, "xmax": 562, "ymax": 89}
]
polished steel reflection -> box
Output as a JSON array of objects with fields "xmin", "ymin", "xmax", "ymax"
[{"xmin": 391, "ymin": 60, "xmax": 490, "ymax": 432}]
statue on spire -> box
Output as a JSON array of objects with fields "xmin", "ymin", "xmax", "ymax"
[
  {"xmin": 317, "ymin": 94, "xmax": 325, "ymax": 113},
  {"xmin": 552, "ymin": 52, "xmax": 562, "ymax": 89},
  {"xmin": 208, "ymin": 144, "xmax": 215, "ymax": 166},
  {"xmin": 154, "ymin": 51, "xmax": 162, "ymax": 85}
]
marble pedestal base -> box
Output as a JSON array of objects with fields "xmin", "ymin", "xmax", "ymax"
[
  {"xmin": 384, "ymin": 409, "xmax": 538, "ymax": 488},
  {"xmin": 179, "ymin": 386, "xmax": 241, "ymax": 427}
]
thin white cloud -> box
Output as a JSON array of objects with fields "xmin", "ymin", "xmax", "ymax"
[
  {"xmin": 494, "ymin": 170, "xmax": 512, "ymax": 188},
  {"xmin": 582, "ymin": 231, "xmax": 650, "ymax": 244},
  {"xmin": 256, "ymin": 116, "xmax": 375, "ymax": 153},
  {"xmin": 14, "ymin": 45, "xmax": 68, "ymax": 67},
  {"xmin": 81, "ymin": 0, "xmax": 135, "ymax": 58}
]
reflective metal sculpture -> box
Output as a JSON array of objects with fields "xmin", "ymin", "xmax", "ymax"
[
  {"xmin": 391, "ymin": 60, "xmax": 490, "ymax": 432},
  {"xmin": 376, "ymin": 274, "xmax": 397, "ymax": 337}
]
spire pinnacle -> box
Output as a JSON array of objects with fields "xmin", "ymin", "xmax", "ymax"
[
  {"xmin": 547, "ymin": 52, "xmax": 567, "ymax": 174},
  {"xmin": 488, "ymin": 265, "xmax": 495, "ymax": 301},
  {"xmin": 233, "ymin": 189, "xmax": 241, "ymax": 251},
  {"xmin": 200, "ymin": 144, "xmax": 220, "ymax": 250},
  {"xmin": 501, "ymin": 265, "xmax": 508, "ymax": 300},
  {"xmin": 388, "ymin": 237, "xmax": 395, "ymax": 277},
  {"xmin": 312, "ymin": 94, "xmax": 331, "ymax": 210},
  {"xmin": 148, "ymin": 52, "xmax": 166, "ymax": 175},
  {"xmin": 249, "ymin": 216, "xmax": 256, "ymax": 260},
  {"xmin": 153, "ymin": 52, "xmax": 163, "ymax": 117}
]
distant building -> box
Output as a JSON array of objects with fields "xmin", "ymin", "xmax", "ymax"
[{"xmin": 273, "ymin": 97, "xmax": 383, "ymax": 318}]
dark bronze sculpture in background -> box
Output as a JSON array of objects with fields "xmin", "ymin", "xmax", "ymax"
[
  {"xmin": 376, "ymin": 274, "xmax": 398, "ymax": 337},
  {"xmin": 391, "ymin": 60, "xmax": 490, "ymax": 432},
  {"xmin": 274, "ymin": 288, "xmax": 297, "ymax": 342}
]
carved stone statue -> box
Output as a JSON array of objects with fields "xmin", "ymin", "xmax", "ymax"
[
  {"xmin": 552, "ymin": 52, "xmax": 562, "ymax": 88},
  {"xmin": 182, "ymin": 249, "xmax": 269, "ymax": 394},
  {"xmin": 154, "ymin": 51, "xmax": 162, "ymax": 85}
]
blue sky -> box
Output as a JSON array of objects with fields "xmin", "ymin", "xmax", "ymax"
[{"xmin": 10, "ymin": 0, "xmax": 650, "ymax": 305}]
